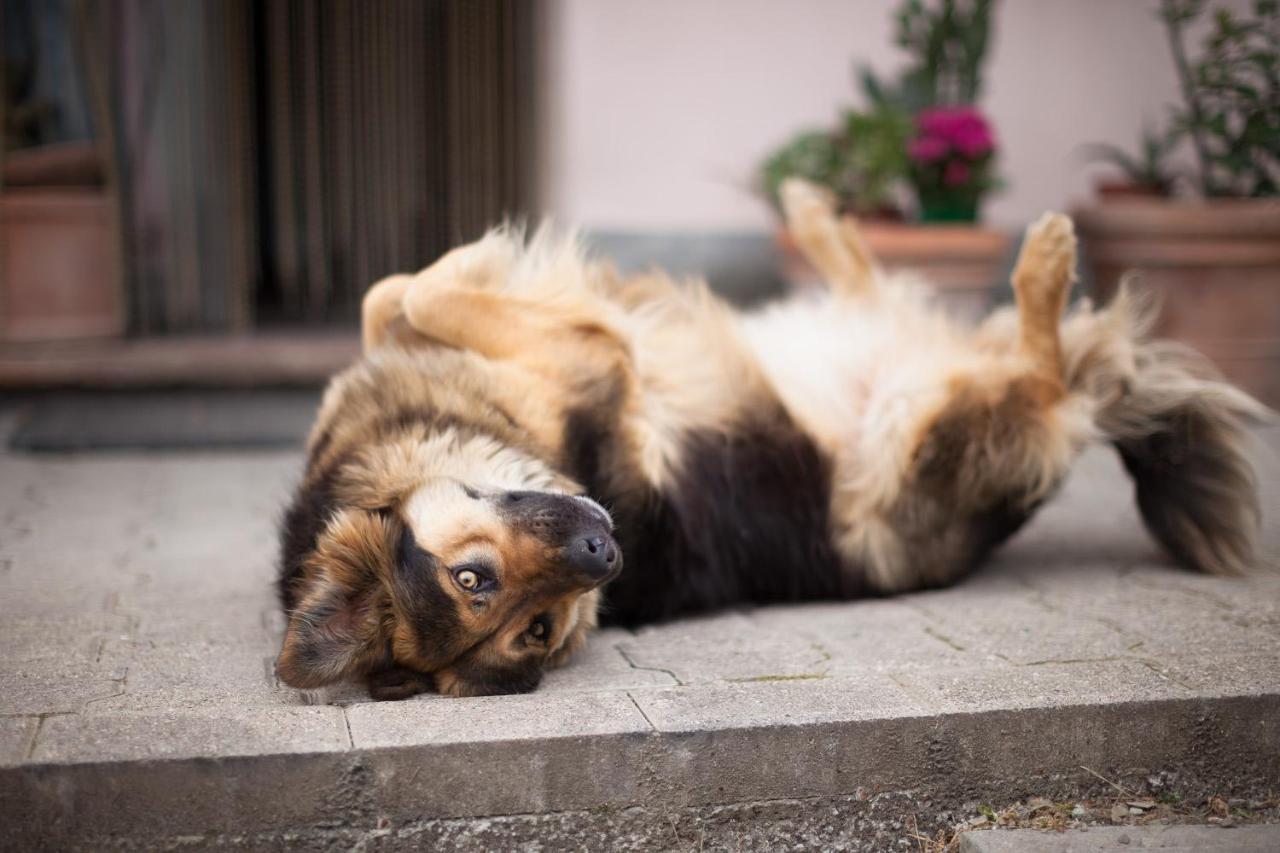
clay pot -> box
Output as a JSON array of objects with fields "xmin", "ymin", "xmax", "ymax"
[
  {"xmin": 1095, "ymin": 179, "xmax": 1167, "ymax": 200},
  {"xmin": 0, "ymin": 189, "xmax": 125, "ymax": 342},
  {"xmin": 777, "ymin": 223, "xmax": 1013, "ymax": 325},
  {"xmin": 1074, "ymin": 199, "xmax": 1280, "ymax": 406}
]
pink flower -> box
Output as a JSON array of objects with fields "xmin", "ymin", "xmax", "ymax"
[
  {"xmin": 944, "ymin": 160, "xmax": 972, "ymax": 187},
  {"xmin": 909, "ymin": 136, "xmax": 949, "ymax": 163},
  {"xmin": 913, "ymin": 106, "xmax": 996, "ymax": 161},
  {"xmin": 954, "ymin": 125, "xmax": 993, "ymax": 158},
  {"xmin": 916, "ymin": 108, "xmax": 960, "ymax": 138}
]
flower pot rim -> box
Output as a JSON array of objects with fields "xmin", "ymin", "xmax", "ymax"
[{"xmin": 1072, "ymin": 197, "xmax": 1280, "ymax": 239}]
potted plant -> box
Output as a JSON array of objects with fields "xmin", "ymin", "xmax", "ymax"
[
  {"xmin": 762, "ymin": 0, "xmax": 1010, "ymax": 321},
  {"xmin": 1074, "ymin": 0, "xmax": 1280, "ymax": 404},
  {"xmin": 1080, "ymin": 125, "xmax": 1184, "ymax": 199}
]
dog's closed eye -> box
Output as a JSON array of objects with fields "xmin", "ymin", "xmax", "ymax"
[{"xmin": 526, "ymin": 615, "xmax": 550, "ymax": 642}]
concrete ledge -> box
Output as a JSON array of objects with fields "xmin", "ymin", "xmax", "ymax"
[{"xmin": 3, "ymin": 695, "xmax": 1278, "ymax": 849}]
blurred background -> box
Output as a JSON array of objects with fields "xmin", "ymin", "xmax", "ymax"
[{"xmin": 0, "ymin": 0, "xmax": 1276, "ymax": 449}]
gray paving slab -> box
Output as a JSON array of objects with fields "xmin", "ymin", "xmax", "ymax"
[
  {"xmin": 0, "ymin": 660, "xmax": 129, "ymax": 715},
  {"xmin": 539, "ymin": 627, "xmax": 679, "ymax": 692},
  {"xmin": 345, "ymin": 691, "xmax": 652, "ymax": 748},
  {"xmin": 31, "ymin": 705, "xmax": 351, "ymax": 763},
  {"xmin": 1151, "ymin": 652, "xmax": 1280, "ymax": 698},
  {"xmin": 747, "ymin": 597, "xmax": 974, "ymax": 674},
  {"xmin": 0, "ymin": 716, "xmax": 38, "ymax": 766},
  {"xmin": 892, "ymin": 659, "xmax": 1190, "ymax": 713},
  {"xmin": 618, "ymin": 611, "xmax": 835, "ymax": 684},
  {"xmin": 960, "ymin": 824, "xmax": 1280, "ymax": 852},
  {"xmin": 631, "ymin": 675, "xmax": 925, "ymax": 732}
]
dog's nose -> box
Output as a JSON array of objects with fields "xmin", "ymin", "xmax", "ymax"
[{"xmin": 566, "ymin": 533, "xmax": 620, "ymax": 584}]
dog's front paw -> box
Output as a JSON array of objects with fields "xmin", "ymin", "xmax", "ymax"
[
  {"xmin": 780, "ymin": 178, "xmax": 838, "ymax": 231},
  {"xmin": 366, "ymin": 666, "xmax": 433, "ymax": 701}
]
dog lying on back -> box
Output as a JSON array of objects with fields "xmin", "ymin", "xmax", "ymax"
[{"xmin": 275, "ymin": 180, "xmax": 1265, "ymax": 699}]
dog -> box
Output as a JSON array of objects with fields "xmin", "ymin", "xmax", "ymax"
[{"xmin": 275, "ymin": 180, "xmax": 1266, "ymax": 699}]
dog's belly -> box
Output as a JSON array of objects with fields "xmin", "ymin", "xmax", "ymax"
[{"xmin": 580, "ymin": 407, "xmax": 862, "ymax": 626}]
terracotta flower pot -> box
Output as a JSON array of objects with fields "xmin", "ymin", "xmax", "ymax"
[
  {"xmin": 1073, "ymin": 199, "xmax": 1280, "ymax": 406},
  {"xmin": 777, "ymin": 223, "xmax": 1013, "ymax": 325},
  {"xmin": 0, "ymin": 189, "xmax": 125, "ymax": 342}
]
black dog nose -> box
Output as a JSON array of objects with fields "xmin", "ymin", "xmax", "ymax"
[{"xmin": 566, "ymin": 534, "xmax": 620, "ymax": 584}]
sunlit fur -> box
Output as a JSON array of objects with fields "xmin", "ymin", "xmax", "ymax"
[{"xmin": 277, "ymin": 179, "xmax": 1267, "ymax": 699}]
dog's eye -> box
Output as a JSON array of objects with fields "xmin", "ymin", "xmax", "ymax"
[
  {"xmin": 452, "ymin": 564, "xmax": 494, "ymax": 593},
  {"xmin": 527, "ymin": 616, "xmax": 550, "ymax": 640}
]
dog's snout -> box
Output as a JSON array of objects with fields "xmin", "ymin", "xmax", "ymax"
[{"xmin": 567, "ymin": 533, "xmax": 620, "ymax": 584}]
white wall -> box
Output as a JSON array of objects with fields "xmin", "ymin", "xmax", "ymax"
[{"xmin": 537, "ymin": 0, "xmax": 1234, "ymax": 231}]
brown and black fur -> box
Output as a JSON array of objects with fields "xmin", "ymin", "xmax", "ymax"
[{"xmin": 276, "ymin": 179, "xmax": 1267, "ymax": 699}]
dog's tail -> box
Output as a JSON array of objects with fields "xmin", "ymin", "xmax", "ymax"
[{"xmin": 1063, "ymin": 282, "xmax": 1270, "ymax": 576}]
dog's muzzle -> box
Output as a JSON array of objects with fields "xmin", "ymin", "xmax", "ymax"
[{"xmin": 499, "ymin": 490, "xmax": 623, "ymax": 588}]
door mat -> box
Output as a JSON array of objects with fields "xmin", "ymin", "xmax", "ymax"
[{"xmin": 8, "ymin": 390, "xmax": 321, "ymax": 451}]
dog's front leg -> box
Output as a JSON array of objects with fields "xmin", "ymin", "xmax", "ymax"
[
  {"xmin": 366, "ymin": 666, "xmax": 433, "ymax": 701},
  {"xmin": 780, "ymin": 178, "xmax": 879, "ymax": 298}
]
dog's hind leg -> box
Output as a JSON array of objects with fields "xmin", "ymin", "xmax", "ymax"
[
  {"xmin": 1010, "ymin": 212, "xmax": 1077, "ymax": 386},
  {"xmin": 779, "ymin": 178, "xmax": 878, "ymax": 298},
  {"xmin": 403, "ymin": 286, "xmax": 622, "ymax": 370},
  {"xmin": 865, "ymin": 214, "xmax": 1085, "ymax": 591},
  {"xmin": 362, "ymin": 235, "xmax": 518, "ymax": 353}
]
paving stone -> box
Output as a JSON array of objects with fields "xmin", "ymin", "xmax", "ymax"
[
  {"xmin": 960, "ymin": 824, "xmax": 1280, "ymax": 852},
  {"xmin": 540, "ymin": 628, "xmax": 679, "ymax": 692},
  {"xmin": 1150, "ymin": 652, "xmax": 1280, "ymax": 698},
  {"xmin": 115, "ymin": 588, "xmax": 281, "ymax": 647},
  {"xmin": 0, "ymin": 608, "xmax": 135, "ymax": 665},
  {"xmin": 892, "ymin": 659, "xmax": 1190, "ymax": 713},
  {"xmin": 87, "ymin": 638, "xmax": 286, "ymax": 710},
  {"xmin": 748, "ymin": 598, "xmax": 971, "ymax": 674},
  {"xmin": 630, "ymin": 674, "xmax": 926, "ymax": 733},
  {"xmin": 0, "ymin": 661, "xmax": 129, "ymax": 715},
  {"xmin": 618, "ymin": 611, "xmax": 833, "ymax": 684},
  {"xmin": 0, "ymin": 716, "xmax": 38, "ymax": 766},
  {"xmin": 905, "ymin": 579, "xmax": 1138, "ymax": 666},
  {"xmin": 1018, "ymin": 566, "xmax": 1280, "ymax": 659},
  {"xmin": 345, "ymin": 690, "xmax": 652, "ymax": 748},
  {"xmin": 30, "ymin": 705, "xmax": 349, "ymax": 763}
]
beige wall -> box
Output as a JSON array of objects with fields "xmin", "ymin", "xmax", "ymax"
[{"xmin": 537, "ymin": 0, "xmax": 1237, "ymax": 231}]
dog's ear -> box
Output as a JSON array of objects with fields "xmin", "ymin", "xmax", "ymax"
[{"xmin": 276, "ymin": 510, "xmax": 396, "ymax": 689}]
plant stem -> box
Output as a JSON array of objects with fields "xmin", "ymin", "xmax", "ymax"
[{"xmin": 1161, "ymin": 0, "xmax": 1215, "ymax": 195}]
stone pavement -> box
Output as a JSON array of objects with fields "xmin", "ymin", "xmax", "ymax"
[{"xmin": 1, "ymin": 401, "xmax": 1278, "ymax": 850}]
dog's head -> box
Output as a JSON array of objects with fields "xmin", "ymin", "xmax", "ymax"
[{"xmin": 276, "ymin": 437, "xmax": 620, "ymax": 697}]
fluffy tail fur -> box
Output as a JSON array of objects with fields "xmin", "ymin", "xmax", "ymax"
[{"xmin": 1061, "ymin": 283, "xmax": 1270, "ymax": 575}]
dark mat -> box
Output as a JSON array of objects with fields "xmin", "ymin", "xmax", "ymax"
[{"xmin": 8, "ymin": 390, "xmax": 322, "ymax": 451}]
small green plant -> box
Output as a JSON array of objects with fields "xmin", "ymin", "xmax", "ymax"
[
  {"xmin": 761, "ymin": 106, "xmax": 911, "ymax": 217},
  {"xmin": 1081, "ymin": 124, "xmax": 1185, "ymax": 195},
  {"xmin": 1161, "ymin": 0, "xmax": 1279, "ymax": 196}
]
